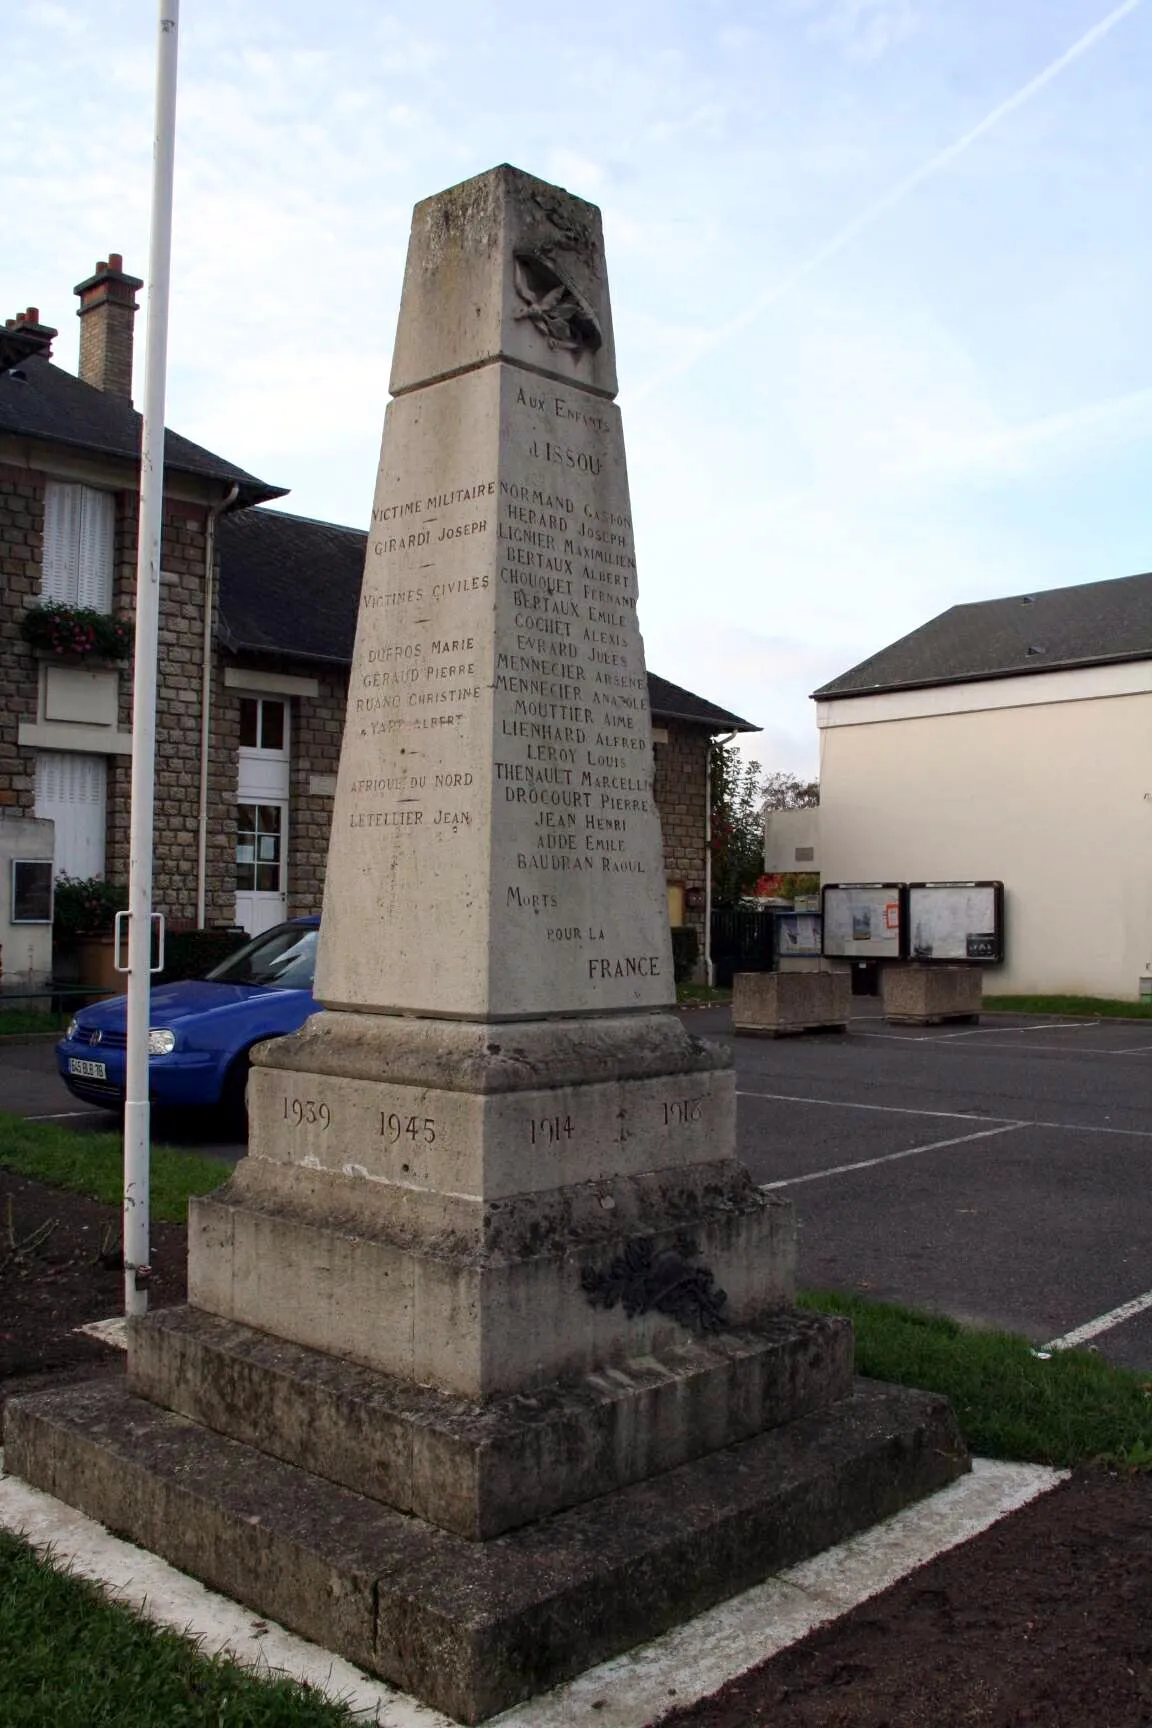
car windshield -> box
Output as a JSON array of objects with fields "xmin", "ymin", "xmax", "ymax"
[{"xmin": 204, "ymin": 925, "xmax": 319, "ymax": 990}]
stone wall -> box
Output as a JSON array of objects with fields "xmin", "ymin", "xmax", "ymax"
[
  {"xmin": 286, "ymin": 667, "xmax": 347, "ymax": 916},
  {"xmin": 105, "ymin": 498, "xmax": 233, "ymax": 926},
  {"xmin": 0, "ymin": 464, "xmax": 47, "ymax": 817},
  {"xmin": 653, "ymin": 721, "xmax": 709, "ymax": 962}
]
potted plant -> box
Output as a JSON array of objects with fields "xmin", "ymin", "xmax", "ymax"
[
  {"xmin": 52, "ymin": 874, "xmax": 130, "ymax": 995},
  {"xmin": 20, "ymin": 602, "xmax": 133, "ymax": 663}
]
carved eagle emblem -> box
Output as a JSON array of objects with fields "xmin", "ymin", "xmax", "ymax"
[{"xmin": 512, "ymin": 251, "xmax": 602, "ymax": 360}]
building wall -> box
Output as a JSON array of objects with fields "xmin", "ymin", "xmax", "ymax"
[
  {"xmin": 0, "ymin": 813, "xmax": 55, "ymax": 995},
  {"xmin": 652, "ymin": 722, "xmax": 709, "ymax": 963},
  {"xmin": 0, "ymin": 463, "xmax": 47, "ymax": 818},
  {"xmin": 817, "ymin": 663, "xmax": 1152, "ymax": 999},
  {"xmin": 107, "ymin": 497, "xmax": 233, "ymax": 925},
  {"xmin": 763, "ymin": 806, "xmax": 820, "ymax": 875}
]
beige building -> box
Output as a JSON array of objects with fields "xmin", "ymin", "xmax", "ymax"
[{"xmin": 813, "ymin": 572, "xmax": 1152, "ymax": 1002}]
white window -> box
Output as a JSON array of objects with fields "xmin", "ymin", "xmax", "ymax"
[
  {"xmin": 34, "ymin": 752, "xmax": 108, "ymax": 880},
  {"xmin": 236, "ymin": 696, "xmax": 290, "ymax": 935},
  {"xmin": 42, "ymin": 482, "xmax": 115, "ymax": 611}
]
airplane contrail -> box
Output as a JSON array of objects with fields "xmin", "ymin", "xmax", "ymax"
[{"xmin": 629, "ymin": 0, "xmax": 1143, "ymax": 403}]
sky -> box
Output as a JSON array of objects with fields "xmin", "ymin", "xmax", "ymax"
[{"xmin": 3, "ymin": 0, "xmax": 1150, "ymax": 775}]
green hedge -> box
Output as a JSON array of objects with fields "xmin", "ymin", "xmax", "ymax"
[{"xmin": 670, "ymin": 925, "xmax": 699, "ymax": 984}]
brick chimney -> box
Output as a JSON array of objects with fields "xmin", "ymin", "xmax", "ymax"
[
  {"xmin": 0, "ymin": 307, "xmax": 59, "ymax": 372},
  {"xmin": 74, "ymin": 253, "xmax": 143, "ymax": 400}
]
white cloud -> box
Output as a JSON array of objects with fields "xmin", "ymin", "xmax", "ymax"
[{"xmin": 792, "ymin": 0, "xmax": 923, "ymax": 62}]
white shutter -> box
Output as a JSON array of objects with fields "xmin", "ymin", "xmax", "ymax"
[
  {"xmin": 34, "ymin": 752, "xmax": 108, "ymax": 880},
  {"xmin": 77, "ymin": 487, "xmax": 115, "ymax": 610},
  {"xmin": 41, "ymin": 483, "xmax": 114, "ymax": 609},
  {"xmin": 42, "ymin": 482, "xmax": 83, "ymax": 603}
]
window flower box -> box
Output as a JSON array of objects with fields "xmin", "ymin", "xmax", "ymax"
[{"xmin": 20, "ymin": 602, "xmax": 133, "ymax": 663}]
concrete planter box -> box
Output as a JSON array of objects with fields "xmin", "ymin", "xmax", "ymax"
[
  {"xmin": 882, "ymin": 964, "xmax": 982, "ymax": 1025},
  {"xmin": 732, "ymin": 970, "xmax": 850, "ymax": 1037}
]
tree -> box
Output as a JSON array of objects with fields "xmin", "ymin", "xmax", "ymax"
[
  {"xmin": 709, "ymin": 741, "xmax": 766, "ymax": 907},
  {"xmin": 761, "ymin": 770, "xmax": 819, "ymax": 811}
]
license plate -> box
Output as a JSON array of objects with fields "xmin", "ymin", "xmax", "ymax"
[{"xmin": 68, "ymin": 1058, "xmax": 107, "ymax": 1080}]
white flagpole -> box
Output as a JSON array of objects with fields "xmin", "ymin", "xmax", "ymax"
[{"xmin": 124, "ymin": 0, "xmax": 180, "ymax": 1317}]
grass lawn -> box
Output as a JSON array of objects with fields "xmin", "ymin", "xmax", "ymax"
[
  {"xmin": 0, "ymin": 1112, "xmax": 226, "ymax": 1223},
  {"xmin": 801, "ymin": 1289, "xmax": 1152, "ymax": 1470},
  {"xmin": 676, "ymin": 982, "xmax": 732, "ymax": 1005},
  {"xmin": 983, "ymin": 993, "xmax": 1152, "ymax": 1019},
  {"xmin": 0, "ymin": 1530, "xmax": 357, "ymax": 1727}
]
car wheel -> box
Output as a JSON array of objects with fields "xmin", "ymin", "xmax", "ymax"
[{"xmin": 220, "ymin": 1055, "xmax": 251, "ymax": 1137}]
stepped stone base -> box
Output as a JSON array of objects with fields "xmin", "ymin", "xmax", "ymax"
[
  {"xmin": 6, "ymin": 1375, "xmax": 968, "ymax": 1724},
  {"xmin": 127, "ymin": 1304, "xmax": 855, "ymax": 1539}
]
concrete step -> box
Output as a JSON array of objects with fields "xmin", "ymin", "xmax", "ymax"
[{"xmin": 6, "ymin": 1374, "xmax": 967, "ymax": 1724}]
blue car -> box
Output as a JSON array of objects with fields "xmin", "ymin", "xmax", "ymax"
[{"xmin": 55, "ymin": 917, "xmax": 321, "ymax": 1118}]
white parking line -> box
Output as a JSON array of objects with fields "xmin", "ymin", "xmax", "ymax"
[
  {"xmin": 758, "ymin": 1123, "xmax": 1026, "ymax": 1190},
  {"xmin": 738, "ymin": 1089, "xmax": 1011, "ymax": 1124},
  {"xmin": 739, "ymin": 1089, "xmax": 1152, "ymax": 1141},
  {"xmin": 25, "ymin": 1110, "xmax": 101, "ymax": 1121},
  {"xmin": 1044, "ymin": 1289, "xmax": 1152, "ymax": 1352}
]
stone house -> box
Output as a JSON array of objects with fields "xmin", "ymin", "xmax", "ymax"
[{"xmin": 0, "ymin": 256, "xmax": 755, "ymax": 981}]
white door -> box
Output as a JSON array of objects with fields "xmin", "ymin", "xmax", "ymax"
[
  {"xmin": 35, "ymin": 752, "xmax": 107, "ymax": 879},
  {"xmin": 235, "ymin": 696, "xmax": 290, "ymax": 935}
]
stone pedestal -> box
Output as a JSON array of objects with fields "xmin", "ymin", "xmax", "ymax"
[
  {"xmin": 732, "ymin": 969, "xmax": 850, "ymax": 1037},
  {"xmin": 7, "ymin": 166, "xmax": 967, "ymax": 1723},
  {"xmin": 882, "ymin": 963, "xmax": 983, "ymax": 1025}
]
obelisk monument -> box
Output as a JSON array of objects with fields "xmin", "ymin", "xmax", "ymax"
[{"xmin": 7, "ymin": 167, "xmax": 966, "ymax": 1726}]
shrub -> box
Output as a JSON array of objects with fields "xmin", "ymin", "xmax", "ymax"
[
  {"xmin": 20, "ymin": 602, "xmax": 133, "ymax": 662},
  {"xmin": 52, "ymin": 876, "xmax": 129, "ymax": 940},
  {"xmin": 671, "ymin": 925, "xmax": 699, "ymax": 984}
]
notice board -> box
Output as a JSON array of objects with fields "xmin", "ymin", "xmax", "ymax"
[
  {"xmin": 906, "ymin": 881, "xmax": 1004, "ymax": 964},
  {"xmin": 821, "ymin": 883, "xmax": 903, "ymax": 959}
]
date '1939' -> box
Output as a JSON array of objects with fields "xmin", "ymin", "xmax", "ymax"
[{"xmin": 283, "ymin": 1098, "xmax": 331, "ymax": 1129}]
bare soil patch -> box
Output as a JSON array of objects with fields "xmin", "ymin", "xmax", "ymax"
[{"xmin": 1, "ymin": 1170, "xmax": 186, "ymax": 1410}]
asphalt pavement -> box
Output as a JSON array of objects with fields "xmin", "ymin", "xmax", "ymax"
[
  {"xmin": 3, "ymin": 1005, "xmax": 1150, "ymax": 1369},
  {"xmin": 710, "ymin": 1003, "xmax": 1152, "ymax": 1373}
]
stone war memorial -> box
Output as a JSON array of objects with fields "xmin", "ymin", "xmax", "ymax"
[{"xmin": 8, "ymin": 167, "xmax": 967, "ymax": 1722}]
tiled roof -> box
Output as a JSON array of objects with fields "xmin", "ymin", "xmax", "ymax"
[
  {"xmin": 0, "ymin": 357, "xmax": 284, "ymax": 507},
  {"xmin": 645, "ymin": 672, "xmax": 757, "ymax": 731},
  {"xmin": 814, "ymin": 571, "xmax": 1152, "ymax": 700},
  {"xmin": 217, "ymin": 507, "xmax": 364, "ymax": 664},
  {"xmin": 218, "ymin": 507, "xmax": 758, "ymax": 731}
]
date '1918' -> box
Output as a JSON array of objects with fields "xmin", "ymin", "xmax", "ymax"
[
  {"xmin": 382, "ymin": 1113, "xmax": 437, "ymax": 1144},
  {"xmin": 283, "ymin": 1098, "xmax": 331, "ymax": 1129},
  {"xmin": 663, "ymin": 1098, "xmax": 703, "ymax": 1125}
]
